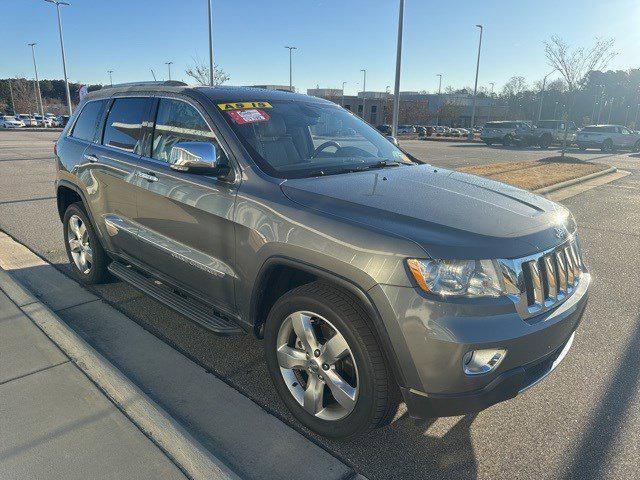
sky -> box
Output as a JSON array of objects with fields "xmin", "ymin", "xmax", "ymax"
[{"xmin": 2, "ymin": 0, "xmax": 639, "ymax": 96}]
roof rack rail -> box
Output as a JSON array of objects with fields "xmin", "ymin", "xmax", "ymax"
[{"xmin": 108, "ymin": 80, "xmax": 188, "ymax": 88}]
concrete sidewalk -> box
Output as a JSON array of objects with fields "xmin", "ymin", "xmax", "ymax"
[{"xmin": 0, "ymin": 287, "xmax": 188, "ymax": 480}]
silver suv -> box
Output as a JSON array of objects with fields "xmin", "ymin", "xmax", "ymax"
[
  {"xmin": 55, "ymin": 82, "xmax": 590, "ymax": 438},
  {"xmin": 481, "ymin": 121, "xmax": 537, "ymax": 146},
  {"xmin": 576, "ymin": 124, "xmax": 640, "ymax": 152},
  {"xmin": 535, "ymin": 120, "xmax": 578, "ymax": 148}
]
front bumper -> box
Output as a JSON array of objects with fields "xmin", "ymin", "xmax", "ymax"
[{"xmin": 369, "ymin": 271, "xmax": 590, "ymax": 418}]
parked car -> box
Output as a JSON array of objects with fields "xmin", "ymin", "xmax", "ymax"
[
  {"xmin": 34, "ymin": 115, "xmax": 55, "ymax": 127},
  {"xmin": 55, "ymin": 83, "xmax": 590, "ymax": 439},
  {"xmin": 424, "ymin": 125, "xmax": 435, "ymax": 136},
  {"xmin": 0, "ymin": 115, "xmax": 24, "ymax": 128},
  {"xmin": 434, "ymin": 126, "xmax": 446, "ymax": 136},
  {"xmin": 376, "ymin": 124, "xmax": 391, "ymax": 134},
  {"xmin": 457, "ymin": 128, "xmax": 470, "ymax": 137},
  {"xmin": 414, "ymin": 125, "xmax": 427, "ymax": 136},
  {"xmin": 449, "ymin": 128, "xmax": 461, "ymax": 137},
  {"xmin": 16, "ymin": 114, "xmax": 37, "ymax": 127},
  {"xmin": 481, "ymin": 121, "xmax": 537, "ymax": 146},
  {"xmin": 576, "ymin": 124, "xmax": 640, "ymax": 152},
  {"xmin": 534, "ymin": 120, "xmax": 578, "ymax": 148},
  {"xmin": 397, "ymin": 124, "xmax": 416, "ymax": 134},
  {"xmin": 59, "ymin": 115, "xmax": 71, "ymax": 127}
]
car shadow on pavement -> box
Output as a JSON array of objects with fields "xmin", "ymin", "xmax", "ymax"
[{"xmin": 560, "ymin": 314, "xmax": 640, "ymax": 480}]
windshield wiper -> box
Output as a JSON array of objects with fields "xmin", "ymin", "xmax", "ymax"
[{"xmin": 362, "ymin": 160, "xmax": 403, "ymax": 170}]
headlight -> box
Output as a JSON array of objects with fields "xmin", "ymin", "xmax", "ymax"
[{"xmin": 406, "ymin": 258, "xmax": 505, "ymax": 298}]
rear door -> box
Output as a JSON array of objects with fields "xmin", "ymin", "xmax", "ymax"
[
  {"xmin": 83, "ymin": 96, "xmax": 154, "ymax": 261},
  {"xmin": 134, "ymin": 96, "xmax": 239, "ymax": 314}
]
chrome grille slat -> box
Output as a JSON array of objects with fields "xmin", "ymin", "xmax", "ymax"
[{"xmin": 498, "ymin": 239, "xmax": 583, "ymax": 320}]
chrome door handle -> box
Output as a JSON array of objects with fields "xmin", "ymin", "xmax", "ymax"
[
  {"xmin": 83, "ymin": 153, "xmax": 98, "ymax": 163},
  {"xmin": 137, "ymin": 171, "xmax": 158, "ymax": 182}
]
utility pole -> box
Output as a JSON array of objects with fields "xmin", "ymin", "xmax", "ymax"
[
  {"xmin": 107, "ymin": 70, "xmax": 114, "ymax": 86},
  {"xmin": 391, "ymin": 0, "xmax": 404, "ymax": 138},
  {"xmin": 538, "ymin": 69, "xmax": 556, "ymax": 122},
  {"xmin": 28, "ymin": 43, "xmax": 46, "ymax": 128},
  {"xmin": 45, "ymin": 0, "xmax": 72, "ymax": 115},
  {"xmin": 8, "ymin": 79, "xmax": 16, "ymax": 115},
  {"xmin": 487, "ymin": 82, "xmax": 494, "ymax": 122},
  {"xmin": 165, "ymin": 61, "xmax": 173, "ymax": 81},
  {"xmin": 207, "ymin": 0, "xmax": 214, "ymax": 86},
  {"xmin": 469, "ymin": 24, "xmax": 483, "ymax": 136},
  {"xmin": 285, "ymin": 46, "xmax": 297, "ymax": 91}
]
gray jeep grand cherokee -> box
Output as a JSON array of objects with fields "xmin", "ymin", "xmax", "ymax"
[{"xmin": 55, "ymin": 82, "xmax": 590, "ymax": 438}]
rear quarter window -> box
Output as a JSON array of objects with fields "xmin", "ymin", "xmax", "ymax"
[{"xmin": 70, "ymin": 100, "xmax": 107, "ymax": 142}]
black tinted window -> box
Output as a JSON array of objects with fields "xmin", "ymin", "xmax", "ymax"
[
  {"xmin": 103, "ymin": 98, "xmax": 150, "ymax": 153},
  {"xmin": 582, "ymin": 126, "xmax": 601, "ymax": 132},
  {"xmin": 71, "ymin": 100, "xmax": 106, "ymax": 142},
  {"xmin": 152, "ymin": 99, "xmax": 223, "ymax": 163}
]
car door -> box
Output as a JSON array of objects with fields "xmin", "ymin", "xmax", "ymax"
[
  {"xmin": 83, "ymin": 96, "xmax": 155, "ymax": 262},
  {"xmin": 134, "ymin": 96, "xmax": 239, "ymax": 314}
]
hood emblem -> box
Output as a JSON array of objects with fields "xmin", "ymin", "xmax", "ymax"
[{"xmin": 554, "ymin": 227, "xmax": 567, "ymax": 239}]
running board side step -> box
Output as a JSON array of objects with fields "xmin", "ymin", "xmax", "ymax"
[{"xmin": 108, "ymin": 262, "xmax": 243, "ymax": 336}]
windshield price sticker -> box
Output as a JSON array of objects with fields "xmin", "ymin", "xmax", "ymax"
[
  {"xmin": 218, "ymin": 101, "xmax": 273, "ymax": 111},
  {"xmin": 227, "ymin": 109, "xmax": 270, "ymax": 124}
]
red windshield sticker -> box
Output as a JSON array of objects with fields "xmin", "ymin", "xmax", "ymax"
[{"xmin": 227, "ymin": 108, "xmax": 270, "ymax": 124}]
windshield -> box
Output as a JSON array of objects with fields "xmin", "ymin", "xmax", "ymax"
[{"xmin": 218, "ymin": 100, "xmax": 414, "ymax": 178}]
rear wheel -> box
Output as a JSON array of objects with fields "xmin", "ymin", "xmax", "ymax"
[
  {"xmin": 264, "ymin": 281, "xmax": 400, "ymax": 438},
  {"xmin": 502, "ymin": 134, "xmax": 512, "ymax": 146},
  {"xmin": 63, "ymin": 203, "xmax": 110, "ymax": 284},
  {"xmin": 601, "ymin": 139, "xmax": 614, "ymax": 152}
]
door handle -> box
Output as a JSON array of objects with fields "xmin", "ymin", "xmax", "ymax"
[
  {"xmin": 83, "ymin": 153, "xmax": 98, "ymax": 163},
  {"xmin": 137, "ymin": 171, "xmax": 158, "ymax": 182}
]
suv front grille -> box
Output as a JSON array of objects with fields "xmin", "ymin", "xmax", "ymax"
[{"xmin": 499, "ymin": 239, "xmax": 584, "ymax": 320}]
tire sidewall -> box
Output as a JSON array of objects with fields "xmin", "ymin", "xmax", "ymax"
[
  {"xmin": 63, "ymin": 203, "xmax": 105, "ymax": 284},
  {"xmin": 264, "ymin": 291, "xmax": 379, "ymax": 438}
]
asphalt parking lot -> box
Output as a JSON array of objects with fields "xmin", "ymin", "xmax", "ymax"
[{"xmin": 1, "ymin": 130, "xmax": 640, "ymax": 480}]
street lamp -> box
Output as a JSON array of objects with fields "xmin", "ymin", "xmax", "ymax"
[
  {"xmin": 284, "ymin": 46, "xmax": 297, "ymax": 91},
  {"xmin": 107, "ymin": 70, "xmax": 114, "ymax": 86},
  {"xmin": 391, "ymin": 0, "xmax": 404, "ymax": 138},
  {"xmin": 165, "ymin": 61, "xmax": 173, "ymax": 81},
  {"xmin": 207, "ymin": 0, "xmax": 214, "ymax": 86},
  {"xmin": 44, "ymin": 0, "xmax": 72, "ymax": 115},
  {"xmin": 487, "ymin": 81, "xmax": 495, "ymax": 122},
  {"xmin": 28, "ymin": 43, "xmax": 45, "ymax": 127},
  {"xmin": 625, "ymin": 105, "xmax": 631, "ymax": 126},
  {"xmin": 469, "ymin": 24, "xmax": 483, "ymax": 136},
  {"xmin": 436, "ymin": 74, "xmax": 443, "ymax": 95},
  {"xmin": 537, "ymin": 69, "xmax": 556, "ymax": 122},
  {"xmin": 553, "ymin": 101, "xmax": 559, "ymax": 119}
]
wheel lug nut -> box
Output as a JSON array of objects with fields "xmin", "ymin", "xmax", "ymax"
[
  {"xmin": 322, "ymin": 363, "xmax": 329, "ymax": 370},
  {"xmin": 318, "ymin": 375, "xmax": 324, "ymax": 381},
  {"xmin": 314, "ymin": 349, "xmax": 321, "ymax": 357}
]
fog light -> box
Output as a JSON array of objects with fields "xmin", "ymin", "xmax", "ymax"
[{"xmin": 463, "ymin": 348, "xmax": 507, "ymax": 375}]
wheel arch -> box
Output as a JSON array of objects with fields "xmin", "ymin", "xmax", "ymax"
[{"xmin": 250, "ymin": 256, "xmax": 407, "ymax": 387}]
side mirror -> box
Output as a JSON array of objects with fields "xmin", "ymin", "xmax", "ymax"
[
  {"xmin": 386, "ymin": 136, "xmax": 399, "ymax": 146},
  {"xmin": 169, "ymin": 141, "xmax": 228, "ymax": 176}
]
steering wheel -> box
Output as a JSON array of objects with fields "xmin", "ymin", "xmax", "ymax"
[{"xmin": 312, "ymin": 141, "xmax": 341, "ymax": 158}]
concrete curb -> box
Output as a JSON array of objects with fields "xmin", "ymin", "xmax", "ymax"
[
  {"xmin": 0, "ymin": 267, "xmax": 241, "ymax": 480},
  {"xmin": 534, "ymin": 166, "xmax": 618, "ymax": 195}
]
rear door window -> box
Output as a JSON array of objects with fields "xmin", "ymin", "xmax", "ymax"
[
  {"xmin": 71, "ymin": 100, "xmax": 107, "ymax": 142},
  {"xmin": 102, "ymin": 97, "xmax": 152, "ymax": 154}
]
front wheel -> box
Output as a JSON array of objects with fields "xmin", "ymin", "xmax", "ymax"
[
  {"xmin": 63, "ymin": 202, "xmax": 110, "ymax": 284},
  {"xmin": 601, "ymin": 139, "xmax": 614, "ymax": 152},
  {"xmin": 264, "ymin": 282, "xmax": 400, "ymax": 438}
]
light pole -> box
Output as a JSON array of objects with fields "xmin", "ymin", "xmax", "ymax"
[
  {"xmin": 150, "ymin": 69, "xmax": 157, "ymax": 81},
  {"xmin": 165, "ymin": 61, "xmax": 173, "ymax": 81},
  {"xmin": 624, "ymin": 105, "xmax": 631, "ymax": 126},
  {"xmin": 607, "ymin": 97, "xmax": 614, "ymax": 123},
  {"xmin": 45, "ymin": 0, "xmax": 72, "ymax": 115},
  {"xmin": 391, "ymin": 0, "xmax": 405, "ymax": 138},
  {"xmin": 436, "ymin": 74, "xmax": 442, "ymax": 94},
  {"xmin": 435, "ymin": 74, "xmax": 443, "ymax": 126},
  {"xmin": 553, "ymin": 101, "xmax": 559, "ymax": 119},
  {"xmin": 107, "ymin": 70, "xmax": 114, "ymax": 86},
  {"xmin": 635, "ymin": 104, "xmax": 640, "ymax": 128},
  {"xmin": 537, "ymin": 69, "xmax": 556, "ymax": 122},
  {"xmin": 8, "ymin": 79, "xmax": 16, "ymax": 115},
  {"xmin": 469, "ymin": 24, "xmax": 483, "ymax": 135},
  {"xmin": 487, "ymin": 81, "xmax": 495, "ymax": 122},
  {"xmin": 341, "ymin": 81, "xmax": 347, "ymax": 107},
  {"xmin": 28, "ymin": 43, "xmax": 45, "ymax": 128},
  {"xmin": 284, "ymin": 46, "xmax": 297, "ymax": 91},
  {"xmin": 207, "ymin": 0, "xmax": 214, "ymax": 86},
  {"xmin": 360, "ymin": 68, "xmax": 366, "ymax": 120}
]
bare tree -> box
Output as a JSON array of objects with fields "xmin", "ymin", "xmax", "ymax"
[
  {"xmin": 9, "ymin": 79, "xmax": 35, "ymax": 114},
  {"xmin": 185, "ymin": 56, "xmax": 230, "ymax": 86},
  {"xmin": 502, "ymin": 76, "xmax": 528, "ymax": 97},
  {"xmin": 544, "ymin": 36, "xmax": 616, "ymax": 156}
]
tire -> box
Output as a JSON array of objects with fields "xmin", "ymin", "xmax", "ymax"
[
  {"xmin": 63, "ymin": 202, "xmax": 110, "ymax": 284},
  {"xmin": 601, "ymin": 139, "xmax": 614, "ymax": 152},
  {"xmin": 264, "ymin": 281, "xmax": 400, "ymax": 438},
  {"xmin": 538, "ymin": 134, "xmax": 552, "ymax": 149},
  {"xmin": 502, "ymin": 135, "xmax": 512, "ymax": 146}
]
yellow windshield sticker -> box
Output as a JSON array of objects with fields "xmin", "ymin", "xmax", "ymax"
[{"xmin": 218, "ymin": 101, "xmax": 273, "ymax": 110}]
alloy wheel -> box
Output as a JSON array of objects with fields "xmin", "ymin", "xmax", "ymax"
[
  {"xmin": 67, "ymin": 214, "xmax": 93, "ymax": 274},
  {"xmin": 276, "ymin": 311, "xmax": 359, "ymax": 421}
]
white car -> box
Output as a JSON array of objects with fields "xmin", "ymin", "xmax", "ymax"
[
  {"xmin": 576, "ymin": 124, "xmax": 640, "ymax": 152},
  {"xmin": 34, "ymin": 115, "xmax": 54, "ymax": 127},
  {"xmin": 16, "ymin": 114, "xmax": 37, "ymax": 127},
  {"xmin": 535, "ymin": 120, "xmax": 578, "ymax": 148},
  {"xmin": 0, "ymin": 116, "xmax": 24, "ymax": 129}
]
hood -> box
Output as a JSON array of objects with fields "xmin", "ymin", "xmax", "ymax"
[{"xmin": 281, "ymin": 164, "xmax": 574, "ymax": 259}]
